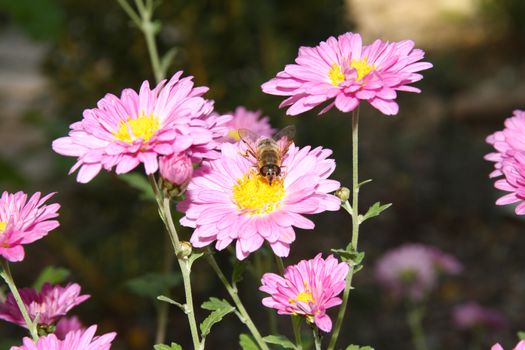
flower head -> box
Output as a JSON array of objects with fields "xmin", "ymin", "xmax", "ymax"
[
  {"xmin": 260, "ymin": 254, "xmax": 348, "ymax": 332},
  {"xmin": 262, "ymin": 32, "xmax": 432, "ymax": 116},
  {"xmin": 0, "ymin": 191, "xmax": 60, "ymax": 262},
  {"xmin": 374, "ymin": 243, "xmax": 461, "ymax": 301},
  {"xmin": 223, "ymin": 107, "xmax": 275, "ymax": 142},
  {"xmin": 178, "ymin": 141, "xmax": 340, "ymax": 259},
  {"xmin": 492, "ymin": 341, "xmax": 525, "ymax": 350},
  {"xmin": 453, "ymin": 302, "xmax": 508, "ymax": 331},
  {"xmin": 0, "ymin": 283, "xmax": 89, "ymax": 328},
  {"xmin": 55, "ymin": 316, "xmax": 84, "ymax": 340},
  {"xmin": 159, "ymin": 152, "xmax": 193, "ymax": 190},
  {"xmin": 11, "ymin": 325, "xmax": 116, "ymax": 350},
  {"xmin": 52, "ymin": 71, "xmax": 230, "ymax": 183}
]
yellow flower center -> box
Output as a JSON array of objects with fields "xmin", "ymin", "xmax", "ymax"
[
  {"xmin": 232, "ymin": 171, "xmax": 285, "ymax": 216},
  {"xmin": 289, "ymin": 281, "xmax": 316, "ymax": 304},
  {"xmin": 350, "ymin": 56, "xmax": 373, "ymax": 81},
  {"xmin": 328, "ymin": 63, "xmax": 345, "ymax": 86},
  {"xmin": 0, "ymin": 221, "xmax": 6, "ymax": 234},
  {"xmin": 113, "ymin": 113, "xmax": 160, "ymax": 143},
  {"xmin": 227, "ymin": 129, "xmax": 241, "ymax": 141}
]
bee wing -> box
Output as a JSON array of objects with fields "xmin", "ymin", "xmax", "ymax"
[
  {"xmin": 237, "ymin": 128, "xmax": 259, "ymax": 154},
  {"xmin": 272, "ymin": 125, "xmax": 296, "ymax": 143}
]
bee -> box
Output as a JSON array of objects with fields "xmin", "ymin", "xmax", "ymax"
[{"xmin": 238, "ymin": 125, "xmax": 296, "ymax": 185}]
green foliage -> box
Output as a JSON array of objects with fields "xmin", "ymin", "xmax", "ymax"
[
  {"xmin": 125, "ymin": 272, "xmax": 181, "ymax": 299},
  {"xmin": 262, "ymin": 335, "xmax": 296, "ymax": 349},
  {"xmin": 119, "ymin": 173, "xmax": 155, "ymax": 201},
  {"xmin": 232, "ymin": 259, "xmax": 247, "ymax": 287},
  {"xmin": 518, "ymin": 331, "xmax": 525, "ymax": 340},
  {"xmin": 345, "ymin": 345, "xmax": 374, "ymax": 350},
  {"xmin": 360, "ymin": 202, "xmax": 392, "ymax": 224},
  {"xmin": 33, "ymin": 266, "xmax": 70, "ymax": 291},
  {"xmin": 239, "ymin": 334, "xmax": 259, "ymax": 350},
  {"xmin": 154, "ymin": 343, "xmax": 183, "ymax": 350},
  {"xmin": 200, "ymin": 297, "xmax": 235, "ymax": 337}
]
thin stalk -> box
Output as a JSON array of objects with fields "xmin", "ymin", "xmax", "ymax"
[
  {"xmin": 155, "ymin": 234, "xmax": 175, "ymax": 344},
  {"xmin": 327, "ymin": 106, "xmax": 360, "ymax": 350},
  {"xmin": 0, "ymin": 260, "xmax": 38, "ymax": 341},
  {"xmin": 407, "ymin": 303, "xmax": 429, "ymax": 350},
  {"xmin": 276, "ymin": 257, "xmax": 302, "ymax": 350},
  {"xmin": 206, "ymin": 253, "xmax": 270, "ymax": 350},
  {"xmin": 313, "ymin": 326, "xmax": 322, "ymax": 350}
]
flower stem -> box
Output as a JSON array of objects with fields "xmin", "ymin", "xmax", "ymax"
[
  {"xmin": 0, "ymin": 260, "xmax": 39, "ymax": 341},
  {"xmin": 206, "ymin": 253, "xmax": 270, "ymax": 350},
  {"xmin": 407, "ymin": 303, "xmax": 429, "ymax": 350},
  {"xmin": 327, "ymin": 106, "xmax": 360, "ymax": 350},
  {"xmin": 313, "ymin": 326, "xmax": 322, "ymax": 350},
  {"xmin": 276, "ymin": 257, "xmax": 303, "ymax": 350}
]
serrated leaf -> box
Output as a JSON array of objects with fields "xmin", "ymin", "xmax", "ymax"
[
  {"xmin": 345, "ymin": 345, "xmax": 374, "ymax": 350},
  {"xmin": 518, "ymin": 331, "xmax": 525, "ymax": 340},
  {"xmin": 331, "ymin": 248, "xmax": 364, "ymax": 266},
  {"xmin": 361, "ymin": 202, "xmax": 392, "ymax": 223},
  {"xmin": 154, "ymin": 343, "xmax": 183, "ymax": 350},
  {"xmin": 200, "ymin": 298, "xmax": 235, "ymax": 337},
  {"xmin": 126, "ymin": 272, "xmax": 181, "ymax": 299},
  {"xmin": 240, "ymin": 334, "xmax": 259, "ymax": 350},
  {"xmin": 232, "ymin": 260, "xmax": 247, "ymax": 287},
  {"xmin": 33, "ymin": 266, "xmax": 70, "ymax": 290},
  {"xmin": 262, "ymin": 335, "xmax": 296, "ymax": 349},
  {"xmin": 119, "ymin": 173, "xmax": 155, "ymax": 200}
]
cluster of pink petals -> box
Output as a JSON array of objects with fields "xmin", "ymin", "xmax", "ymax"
[
  {"xmin": 178, "ymin": 142, "xmax": 340, "ymax": 259},
  {"xmin": 492, "ymin": 341, "xmax": 525, "ymax": 350},
  {"xmin": 52, "ymin": 71, "xmax": 231, "ymax": 183},
  {"xmin": 453, "ymin": 302, "xmax": 508, "ymax": 331},
  {"xmin": 223, "ymin": 106, "xmax": 275, "ymax": 142},
  {"xmin": 0, "ymin": 191, "xmax": 60, "ymax": 262},
  {"xmin": 485, "ymin": 110, "xmax": 525, "ymax": 214},
  {"xmin": 262, "ymin": 32, "xmax": 432, "ymax": 116},
  {"xmin": 55, "ymin": 316, "xmax": 84, "ymax": 340},
  {"xmin": 259, "ymin": 254, "xmax": 348, "ymax": 332},
  {"xmin": 11, "ymin": 325, "xmax": 116, "ymax": 350},
  {"xmin": 0, "ymin": 283, "xmax": 89, "ymax": 327},
  {"xmin": 374, "ymin": 243, "xmax": 462, "ymax": 301}
]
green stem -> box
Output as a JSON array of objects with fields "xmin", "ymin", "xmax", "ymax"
[
  {"xmin": 155, "ymin": 234, "xmax": 175, "ymax": 344},
  {"xmin": 313, "ymin": 326, "xmax": 322, "ymax": 350},
  {"xmin": 0, "ymin": 260, "xmax": 39, "ymax": 341},
  {"xmin": 327, "ymin": 106, "xmax": 360, "ymax": 350},
  {"xmin": 206, "ymin": 253, "xmax": 270, "ymax": 350},
  {"xmin": 407, "ymin": 303, "xmax": 429, "ymax": 350},
  {"xmin": 276, "ymin": 257, "xmax": 302, "ymax": 350}
]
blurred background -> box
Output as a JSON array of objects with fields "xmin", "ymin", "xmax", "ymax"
[{"xmin": 1, "ymin": 0, "xmax": 525, "ymax": 349}]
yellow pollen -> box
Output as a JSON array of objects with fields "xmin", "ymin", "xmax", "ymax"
[
  {"xmin": 328, "ymin": 63, "xmax": 345, "ymax": 86},
  {"xmin": 350, "ymin": 56, "xmax": 373, "ymax": 81},
  {"xmin": 288, "ymin": 281, "xmax": 316, "ymax": 304},
  {"xmin": 113, "ymin": 112, "xmax": 160, "ymax": 143},
  {"xmin": 228, "ymin": 129, "xmax": 241, "ymax": 141},
  {"xmin": 232, "ymin": 171, "xmax": 285, "ymax": 216},
  {"xmin": 0, "ymin": 221, "xmax": 6, "ymax": 233}
]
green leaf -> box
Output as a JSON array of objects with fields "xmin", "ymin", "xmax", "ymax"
[
  {"xmin": 239, "ymin": 334, "xmax": 259, "ymax": 350},
  {"xmin": 361, "ymin": 202, "xmax": 392, "ymax": 223},
  {"xmin": 157, "ymin": 295, "xmax": 185, "ymax": 311},
  {"xmin": 188, "ymin": 251, "xmax": 204, "ymax": 269},
  {"xmin": 345, "ymin": 345, "xmax": 374, "ymax": 350},
  {"xmin": 232, "ymin": 259, "xmax": 247, "ymax": 287},
  {"xmin": 154, "ymin": 343, "xmax": 183, "ymax": 350},
  {"xmin": 331, "ymin": 248, "xmax": 365, "ymax": 266},
  {"xmin": 33, "ymin": 266, "xmax": 70, "ymax": 291},
  {"xmin": 358, "ymin": 179, "xmax": 372, "ymax": 188},
  {"xmin": 518, "ymin": 331, "xmax": 525, "ymax": 340},
  {"xmin": 200, "ymin": 298, "xmax": 235, "ymax": 337},
  {"xmin": 263, "ymin": 335, "xmax": 296, "ymax": 349},
  {"xmin": 126, "ymin": 272, "xmax": 181, "ymax": 299},
  {"xmin": 119, "ymin": 173, "xmax": 155, "ymax": 200}
]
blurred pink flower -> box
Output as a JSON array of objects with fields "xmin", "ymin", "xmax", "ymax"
[
  {"xmin": 260, "ymin": 254, "xmax": 348, "ymax": 332},
  {"xmin": 374, "ymin": 243, "xmax": 462, "ymax": 301},
  {"xmin": 159, "ymin": 152, "xmax": 193, "ymax": 189},
  {"xmin": 261, "ymin": 32, "xmax": 432, "ymax": 116},
  {"xmin": 0, "ymin": 191, "xmax": 60, "ymax": 262},
  {"xmin": 52, "ymin": 71, "xmax": 230, "ymax": 183},
  {"xmin": 492, "ymin": 340, "xmax": 525, "ymax": 350},
  {"xmin": 178, "ymin": 142, "xmax": 340, "ymax": 259},
  {"xmin": 11, "ymin": 325, "xmax": 116, "ymax": 350},
  {"xmin": 223, "ymin": 107, "xmax": 275, "ymax": 142},
  {"xmin": 453, "ymin": 302, "xmax": 508, "ymax": 331},
  {"xmin": 0, "ymin": 283, "xmax": 89, "ymax": 327},
  {"xmin": 55, "ymin": 316, "xmax": 84, "ymax": 340}
]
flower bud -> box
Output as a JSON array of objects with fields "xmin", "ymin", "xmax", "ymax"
[
  {"xmin": 177, "ymin": 241, "xmax": 193, "ymax": 259},
  {"xmin": 159, "ymin": 153, "xmax": 193, "ymax": 195},
  {"xmin": 335, "ymin": 187, "xmax": 350, "ymax": 202}
]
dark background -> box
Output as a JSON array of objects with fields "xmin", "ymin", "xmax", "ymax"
[{"xmin": 1, "ymin": 0, "xmax": 525, "ymax": 349}]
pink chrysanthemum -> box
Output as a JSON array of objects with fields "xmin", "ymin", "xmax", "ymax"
[
  {"xmin": 0, "ymin": 191, "xmax": 60, "ymax": 262},
  {"xmin": 374, "ymin": 243, "xmax": 462, "ymax": 301},
  {"xmin": 223, "ymin": 106, "xmax": 275, "ymax": 142},
  {"xmin": 55, "ymin": 316, "xmax": 84, "ymax": 340},
  {"xmin": 52, "ymin": 71, "xmax": 230, "ymax": 183},
  {"xmin": 485, "ymin": 110, "xmax": 525, "ymax": 214},
  {"xmin": 11, "ymin": 325, "xmax": 116, "ymax": 350},
  {"xmin": 178, "ymin": 142, "xmax": 340, "ymax": 259},
  {"xmin": 492, "ymin": 341, "xmax": 525, "ymax": 350},
  {"xmin": 453, "ymin": 302, "xmax": 508, "ymax": 331},
  {"xmin": 262, "ymin": 32, "xmax": 432, "ymax": 116},
  {"xmin": 0, "ymin": 283, "xmax": 89, "ymax": 327},
  {"xmin": 259, "ymin": 254, "xmax": 348, "ymax": 332}
]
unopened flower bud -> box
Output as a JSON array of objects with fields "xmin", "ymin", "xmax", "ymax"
[
  {"xmin": 159, "ymin": 153, "xmax": 193, "ymax": 195},
  {"xmin": 335, "ymin": 187, "xmax": 350, "ymax": 202},
  {"xmin": 177, "ymin": 241, "xmax": 193, "ymax": 259}
]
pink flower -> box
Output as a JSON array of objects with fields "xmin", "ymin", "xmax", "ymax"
[
  {"xmin": 374, "ymin": 243, "xmax": 462, "ymax": 301},
  {"xmin": 223, "ymin": 107, "xmax": 275, "ymax": 142},
  {"xmin": 178, "ymin": 142, "xmax": 340, "ymax": 260},
  {"xmin": 259, "ymin": 254, "xmax": 348, "ymax": 332},
  {"xmin": 453, "ymin": 302, "xmax": 508, "ymax": 331},
  {"xmin": 0, "ymin": 191, "xmax": 60, "ymax": 262},
  {"xmin": 55, "ymin": 316, "xmax": 84, "ymax": 340},
  {"xmin": 52, "ymin": 71, "xmax": 230, "ymax": 183},
  {"xmin": 0, "ymin": 283, "xmax": 90, "ymax": 327},
  {"xmin": 159, "ymin": 152, "xmax": 193, "ymax": 189},
  {"xmin": 261, "ymin": 32, "xmax": 432, "ymax": 116},
  {"xmin": 11, "ymin": 325, "xmax": 116, "ymax": 350},
  {"xmin": 492, "ymin": 341, "xmax": 525, "ymax": 350}
]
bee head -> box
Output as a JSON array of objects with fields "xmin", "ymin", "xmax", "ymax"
[{"xmin": 260, "ymin": 165, "xmax": 281, "ymax": 185}]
